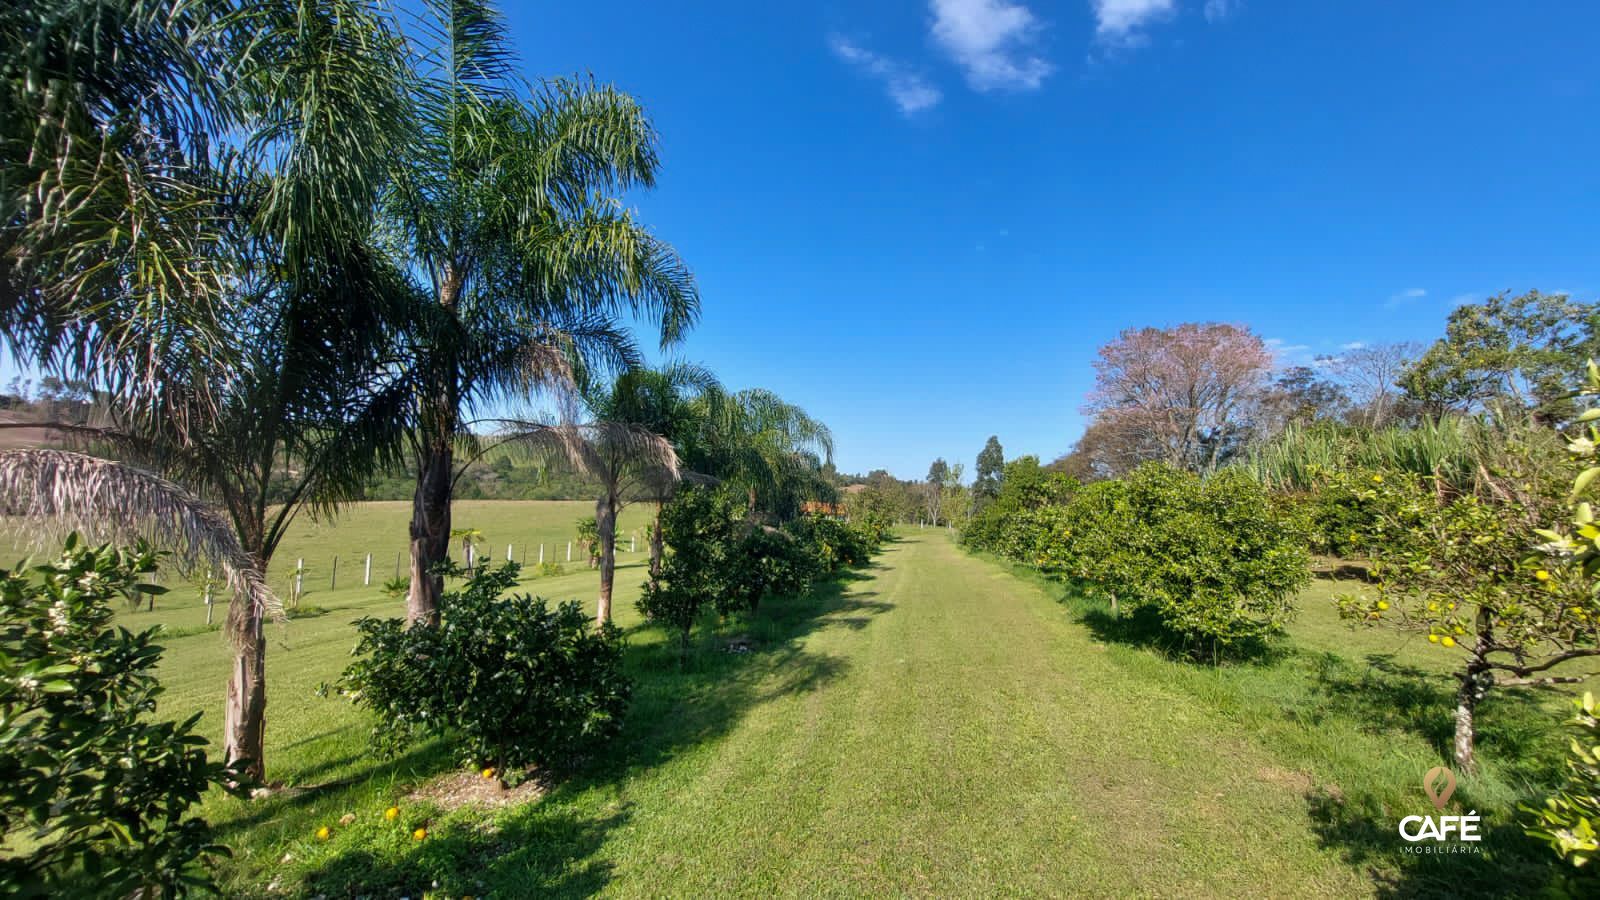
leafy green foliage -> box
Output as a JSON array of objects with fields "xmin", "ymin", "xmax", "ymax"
[
  {"xmin": 1336, "ymin": 390, "xmax": 1597, "ymax": 770},
  {"xmin": 1300, "ymin": 469, "xmax": 1426, "ymax": 557},
  {"xmin": 638, "ymin": 486, "xmax": 743, "ymax": 649},
  {"xmin": 337, "ymin": 564, "xmax": 629, "ymax": 778},
  {"xmin": 1108, "ymin": 466, "xmax": 1309, "ymax": 653},
  {"xmin": 0, "ymin": 536, "xmax": 242, "ymax": 896},
  {"xmin": 966, "ymin": 461, "xmax": 1307, "ymax": 655},
  {"xmin": 1525, "ymin": 692, "xmax": 1600, "ymax": 872},
  {"xmin": 638, "ymin": 486, "xmax": 882, "ymax": 654},
  {"xmin": 1400, "ymin": 291, "xmax": 1600, "ymax": 423},
  {"xmin": 380, "ymin": 575, "xmax": 410, "ymax": 599},
  {"xmin": 575, "ymin": 517, "xmax": 600, "ymax": 567},
  {"xmin": 962, "ymin": 456, "xmax": 1078, "ymax": 559}
]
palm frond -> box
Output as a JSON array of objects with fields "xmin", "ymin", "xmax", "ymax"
[{"xmin": 0, "ymin": 450, "xmax": 284, "ymax": 643}]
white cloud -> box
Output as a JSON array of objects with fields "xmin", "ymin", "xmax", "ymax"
[
  {"xmin": 929, "ymin": 0, "xmax": 1054, "ymax": 91},
  {"xmin": 1091, "ymin": 0, "xmax": 1176, "ymax": 45},
  {"xmin": 1203, "ymin": 0, "xmax": 1239, "ymax": 23},
  {"xmin": 830, "ymin": 37, "xmax": 943, "ymax": 115},
  {"xmin": 1341, "ymin": 341, "xmax": 1367, "ymax": 351},
  {"xmin": 1265, "ymin": 337, "xmax": 1313, "ymax": 367},
  {"xmin": 1385, "ymin": 287, "xmax": 1427, "ymax": 308}
]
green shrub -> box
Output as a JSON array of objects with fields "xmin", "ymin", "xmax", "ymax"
[
  {"xmin": 380, "ymin": 575, "xmax": 409, "ymax": 599},
  {"xmin": 575, "ymin": 516, "xmax": 600, "ymax": 568},
  {"xmin": 336, "ymin": 564, "xmax": 629, "ymax": 778},
  {"xmin": 0, "ymin": 536, "xmax": 242, "ymax": 896},
  {"xmin": 534, "ymin": 561, "xmax": 565, "ymax": 578},
  {"xmin": 788, "ymin": 514, "xmax": 875, "ymax": 575},
  {"xmin": 967, "ymin": 462, "xmax": 1307, "ymax": 656},
  {"xmin": 962, "ymin": 456, "xmax": 1077, "ymax": 558},
  {"xmin": 1111, "ymin": 465, "xmax": 1309, "ymax": 653},
  {"xmin": 1299, "ymin": 469, "xmax": 1423, "ymax": 557},
  {"xmin": 722, "ymin": 526, "xmax": 816, "ymax": 616},
  {"xmin": 640, "ymin": 488, "xmax": 883, "ymax": 654},
  {"xmin": 638, "ymin": 486, "xmax": 744, "ymax": 649}
]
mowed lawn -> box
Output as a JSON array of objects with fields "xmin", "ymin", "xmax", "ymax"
[{"xmin": 7, "ymin": 511, "xmax": 1577, "ymax": 896}]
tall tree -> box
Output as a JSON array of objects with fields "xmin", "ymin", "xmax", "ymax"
[
  {"xmin": 0, "ymin": 0, "xmax": 413, "ymax": 783},
  {"xmin": 683, "ymin": 389, "xmax": 835, "ymax": 521},
  {"xmin": 508, "ymin": 365, "xmax": 716, "ymax": 623},
  {"xmin": 1085, "ymin": 323, "xmax": 1272, "ymax": 474},
  {"xmin": 1259, "ymin": 366, "xmax": 1348, "ymax": 434},
  {"xmin": 1400, "ymin": 292, "xmax": 1600, "ymax": 425},
  {"xmin": 973, "ymin": 436, "xmax": 1005, "ymax": 505},
  {"xmin": 0, "ymin": 0, "xmax": 242, "ymax": 433},
  {"xmin": 382, "ymin": 0, "xmax": 698, "ymax": 627},
  {"xmin": 1322, "ymin": 341, "xmax": 1423, "ymax": 428},
  {"xmin": 924, "ymin": 459, "xmax": 949, "ymax": 525}
]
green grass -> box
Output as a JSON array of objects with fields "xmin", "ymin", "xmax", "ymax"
[{"xmin": 10, "ymin": 512, "xmax": 1588, "ymax": 896}]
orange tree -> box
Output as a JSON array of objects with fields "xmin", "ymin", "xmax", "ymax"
[{"xmin": 1340, "ymin": 416, "xmax": 1598, "ymax": 773}]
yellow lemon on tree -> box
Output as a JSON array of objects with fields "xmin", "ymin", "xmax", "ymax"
[
  {"xmin": 1427, "ymin": 634, "xmax": 1440, "ymax": 644},
  {"xmin": 315, "ymin": 826, "xmax": 331, "ymax": 841},
  {"xmin": 1535, "ymin": 569, "xmax": 1551, "ymax": 582},
  {"xmin": 1376, "ymin": 600, "xmax": 1389, "ymax": 611},
  {"xmin": 413, "ymin": 827, "xmax": 427, "ymax": 841},
  {"xmin": 384, "ymin": 806, "xmax": 399, "ymax": 821},
  {"xmin": 1441, "ymin": 636, "xmax": 1457, "ymax": 648}
]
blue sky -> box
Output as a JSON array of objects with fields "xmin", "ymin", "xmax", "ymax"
[
  {"xmin": 7, "ymin": 1, "xmax": 1594, "ymax": 481},
  {"xmin": 501, "ymin": 0, "xmax": 1598, "ymax": 479}
]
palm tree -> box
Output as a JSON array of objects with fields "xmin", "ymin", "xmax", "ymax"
[
  {"xmin": 0, "ymin": 0, "xmax": 414, "ymax": 783},
  {"xmin": 1, "ymin": 0, "xmax": 240, "ymax": 433},
  {"xmin": 380, "ymin": 0, "xmax": 698, "ymax": 628},
  {"xmin": 451, "ymin": 526, "xmax": 486, "ymax": 574},
  {"xmin": 686, "ymin": 389, "xmax": 836, "ymax": 520},
  {"xmin": 508, "ymin": 365, "xmax": 719, "ymax": 623}
]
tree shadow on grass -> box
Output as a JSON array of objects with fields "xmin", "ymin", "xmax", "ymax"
[
  {"xmin": 291, "ymin": 563, "xmax": 890, "ymax": 896},
  {"xmin": 213, "ymin": 738, "xmax": 455, "ymax": 840},
  {"xmin": 305, "ymin": 804, "xmax": 631, "ymax": 898},
  {"xmin": 1305, "ymin": 787, "xmax": 1561, "ymax": 899},
  {"xmin": 1064, "ymin": 588, "xmax": 1289, "ymax": 666},
  {"xmin": 1294, "ymin": 652, "xmax": 1573, "ymax": 898},
  {"xmin": 1305, "ymin": 652, "xmax": 1567, "ymax": 786}
]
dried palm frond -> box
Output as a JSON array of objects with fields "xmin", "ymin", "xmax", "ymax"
[{"xmin": 0, "ymin": 449, "xmax": 283, "ymax": 641}]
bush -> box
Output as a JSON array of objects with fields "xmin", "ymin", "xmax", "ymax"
[
  {"xmin": 575, "ymin": 517, "xmax": 600, "ymax": 568},
  {"xmin": 787, "ymin": 514, "xmax": 875, "ymax": 575},
  {"xmin": 336, "ymin": 564, "xmax": 629, "ymax": 778},
  {"xmin": 962, "ymin": 457, "xmax": 1078, "ymax": 558},
  {"xmin": 380, "ymin": 575, "xmax": 409, "ymax": 599},
  {"xmin": 1299, "ymin": 469, "xmax": 1424, "ymax": 557},
  {"xmin": 1108, "ymin": 465, "xmax": 1308, "ymax": 653},
  {"xmin": 966, "ymin": 462, "xmax": 1308, "ymax": 656},
  {"xmin": 0, "ymin": 536, "xmax": 242, "ymax": 896},
  {"xmin": 638, "ymin": 486, "xmax": 744, "ymax": 649},
  {"xmin": 640, "ymin": 487, "xmax": 884, "ymax": 654}
]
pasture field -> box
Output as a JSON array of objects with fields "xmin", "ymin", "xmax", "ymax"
[{"xmin": 5, "ymin": 509, "xmax": 1580, "ymax": 897}]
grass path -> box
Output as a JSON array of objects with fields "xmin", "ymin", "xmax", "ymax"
[
  {"xmin": 213, "ymin": 525, "xmax": 1571, "ymax": 896},
  {"xmin": 429, "ymin": 530, "xmax": 1373, "ymax": 897}
]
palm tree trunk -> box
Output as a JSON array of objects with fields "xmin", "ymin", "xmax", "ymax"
[
  {"xmin": 407, "ymin": 440, "xmax": 452, "ymax": 628},
  {"xmin": 596, "ymin": 492, "xmax": 618, "ymax": 625},
  {"xmin": 649, "ymin": 501, "xmax": 664, "ymax": 591},
  {"xmin": 223, "ymin": 617, "xmax": 267, "ymax": 784}
]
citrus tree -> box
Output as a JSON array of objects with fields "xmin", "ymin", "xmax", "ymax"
[{"xmin": 1340, "ymin": 411, "xmax": 1598, "ymax": 772}]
